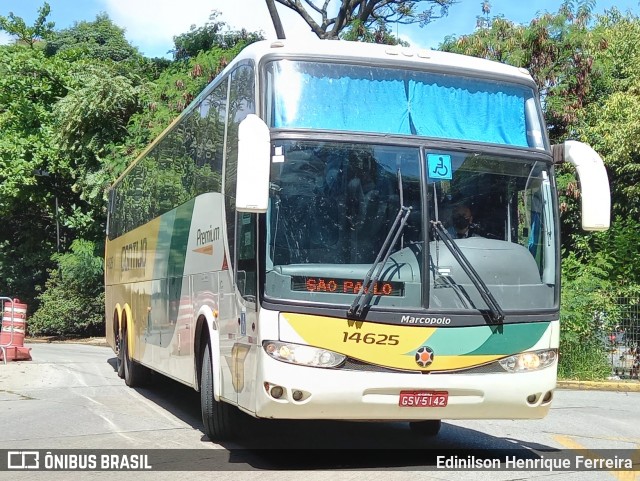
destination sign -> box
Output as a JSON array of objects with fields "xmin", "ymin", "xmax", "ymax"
[{"xmin": 291, "ymin": 276, "xmax": 404, "ymax": 297}]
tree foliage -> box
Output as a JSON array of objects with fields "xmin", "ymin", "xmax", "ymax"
[
  {"xmin": 557, "ymin": 10, "xmax": 640, "ymax": 254},
  {"xmin": 558, "ymin": 251, "xmax": 625, "ymax": 380},
  {"xmin": 44, "ymin": 13, "xmax": 140, "ymax": 61},
  {"xmin": 340, "ymin": 19, "xmax": 409, "ymax": 45},
  {"xmin": 49, "ymin": 65, "xmax": 151, "ymax": 243},
  {"xmin": 172, "ymin": 11, "xmax": 263, "ymax": 60},
  {"xmin": 123, "ymin": 38, "xmax": 257, "ymax": 151},
  {"xmin": 0, "ymin": 46, "xmax": 69, "ymax": 301},
  {"xmin": 29, "ymin": 239, "xmax": 105, "ymax": 337},
  {"xmin": 578, "ymin": 9, "xmax": 640, "ymax": 218},
  {"xmin": 273, "ymin": 0, "xmax": 455, "ymax": 39},
  {"xmin": 0, "ymin": 2, "xmax": 54, "ymax": 48}
]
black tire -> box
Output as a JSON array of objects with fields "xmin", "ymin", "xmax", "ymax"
[
  {"xmin": 409, "ymin": 420, "xmax": 442, "ymax": 436},
  {"xmin": 201, "ymin": 342, "xmax": 238, "ymax": 441},
  {"xmin": 116, "ymin": 332, "xmax": 124, "ymax": 379},
  {"xmin": 123, "ymin": 330, "xmax": 149, "ymax": 387}
]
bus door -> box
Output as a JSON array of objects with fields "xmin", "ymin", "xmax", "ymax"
[{"xmin": 234, "ymin": 211, "xmax": 258, "ymax": 410}]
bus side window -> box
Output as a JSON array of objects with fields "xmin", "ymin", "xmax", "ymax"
[{"xmin": 225, "ymin": 63, "xmax": 255, "ymax": 275}]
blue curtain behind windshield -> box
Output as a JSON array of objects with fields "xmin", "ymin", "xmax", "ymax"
[
  {"xmin": 272, "ymin": 64, "xmax": 532, "ymax": 147},
  {"xmin": 274, "ymin": 73, "xmax": 411, "ymax": 134},
  {"xmin": 408, "ymin": 78, "xmax": 527, "ymax": 146}
]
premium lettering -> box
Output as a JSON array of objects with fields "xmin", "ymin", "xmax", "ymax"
[{"xmin": 197, "ymin": 226, "xmax": 220, "ymax": 245}]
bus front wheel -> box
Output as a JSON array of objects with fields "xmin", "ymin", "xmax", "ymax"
[
  {"xmin": 200, "ymin": 342, "xmax": 238, "ymax": 441},
  {"xmin": 409, "ymin": 420, "xmax": 442, "ymax": 436}
]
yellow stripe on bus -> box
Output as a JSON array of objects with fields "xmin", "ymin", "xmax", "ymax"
[{"xmin": 281, "ymin": 313, "xmax": 500, "ymax": 371}]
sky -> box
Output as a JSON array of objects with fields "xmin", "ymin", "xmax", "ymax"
[{"xmin": 1, "ymin": 0, "xmax": 640, "ymax": 58}]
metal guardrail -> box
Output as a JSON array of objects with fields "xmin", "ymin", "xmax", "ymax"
[{"xmin": 605, "ymin": 293, "xmax": 640, "ymax": 380}]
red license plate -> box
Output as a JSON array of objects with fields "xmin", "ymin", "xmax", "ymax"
[{"xmin": 399, "ymin": 391, "xmax": 448, "ymax": 407}]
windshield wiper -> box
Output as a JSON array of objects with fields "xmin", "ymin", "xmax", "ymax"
[
  {"xmin": 430, "ymin": 221, "xmax": 505, "ymax": 324},
  {"xmin": 347, "ymin": 205, "xmax": 411, "ymax": 318}
]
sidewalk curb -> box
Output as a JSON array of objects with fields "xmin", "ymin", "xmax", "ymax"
[
  {"xmin": 65, "ymin": 339, "xmax": 110, "ymax": 348},
  {"xmin": 27, "ymin": 337, "xmax": 110, "ymax": 348},
  {"xmin": 557, "ymin": 380, "xmax": 640, "ymax": 392}
]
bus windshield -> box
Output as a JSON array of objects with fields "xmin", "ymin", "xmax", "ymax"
[{"xmin": 264, "ymin": 141, "xmax": 557, "ymax": 313}]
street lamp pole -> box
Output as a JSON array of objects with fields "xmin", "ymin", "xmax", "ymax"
[
  {"xmin": 33, "ymin": 169, "xmax": 60, "ymax": 252},
  {"xmin": 55, "ymin": 194, "xmax": 60, "ymax": 252}
]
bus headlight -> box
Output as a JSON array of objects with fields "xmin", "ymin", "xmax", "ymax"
[
  {"xmin": 498, "ymin": 349, "xmax": 557, "ymax": 373},
  {"xmin": 263, "ymin": 341, "xmax": 346, "ymax": 368}
]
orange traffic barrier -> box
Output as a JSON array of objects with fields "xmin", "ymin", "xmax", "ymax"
[
  {"xmin": 1, "ymin": 298, "xmax": 27, "ymax": 347},
  {"xmin": 0, "ymin": 298, "xmax": 32, "ymax": 362}
]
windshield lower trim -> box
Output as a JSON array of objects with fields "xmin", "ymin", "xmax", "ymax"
[{"xmin": 269, "ymin": 130, "xmax": 553, "ymax": 159}]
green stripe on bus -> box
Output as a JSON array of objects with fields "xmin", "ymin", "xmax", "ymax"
[
  {"xmin": 465, "ymin": 322, "xmax": 550, "ymax": 356},
  {"xmin": 167, "ymin": 199, "xmax": 195, "ymax": 279},
  {"xmin": 419, "ymin": 322, "xmax": 550, "ymax": 356},
  {"xmin": 154, "ymin": 210, "xmax": 176, "ymax": 279}
]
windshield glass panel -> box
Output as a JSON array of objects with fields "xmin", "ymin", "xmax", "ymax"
[
  {"xmin": 266, "ymin": 60, "xmax": 545, "ymax": 149},
  {"xmin": 264, "ymin": 141, "xmax": 558, "ymax": 312},
  {"xmin": 427, "ymin": 151, "xmax": 557, "ymax": 310},
  {"xmin": 266, "ymin": 141, "xmax": 423, "ymax": 309}
]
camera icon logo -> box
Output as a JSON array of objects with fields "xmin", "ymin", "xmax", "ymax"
[{"xmin": 7, "ymin": 451, "xmax": 40, "ymax": 469}]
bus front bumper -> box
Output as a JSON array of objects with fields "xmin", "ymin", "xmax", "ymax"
[{"xmin": 254, "ymin": 354, "xmax": 556, "ymax": 421}]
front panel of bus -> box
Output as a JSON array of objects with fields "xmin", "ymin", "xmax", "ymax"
[{"xmin": 250, "ymin": 58, "xmax": 559, "ymax": 420}]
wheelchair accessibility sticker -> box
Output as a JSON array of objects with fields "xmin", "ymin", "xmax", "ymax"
[{"xmin": 427, "ymin": 154, "xmax": 452, "ymax": 180}]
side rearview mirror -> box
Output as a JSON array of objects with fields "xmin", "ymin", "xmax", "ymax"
[
  {"xmin": 553, "ymin": 140, "xmax": 611, "ymax": 231},
  {"xmin": 236, "ymin": 114, "xmax": 271, "ymax": 213}
]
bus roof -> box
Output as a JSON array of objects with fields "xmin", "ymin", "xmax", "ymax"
[{"xmin": 228, "ymin": 39, "xmax": 536, "ymax": 85}]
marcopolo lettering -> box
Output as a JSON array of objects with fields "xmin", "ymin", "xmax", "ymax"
[{"xmin": 401, "ymin": 315, "xmax": 452, "ymax": 325}]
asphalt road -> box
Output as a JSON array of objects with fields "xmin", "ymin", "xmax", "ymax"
[{"xmin": 0, "ymin": 343, "xmax": 638, "ymax": 480}]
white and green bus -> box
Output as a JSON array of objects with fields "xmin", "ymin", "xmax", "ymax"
[{"xmin": 105, "ymin": 39, "xmax": 610, "ymax": 440}]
